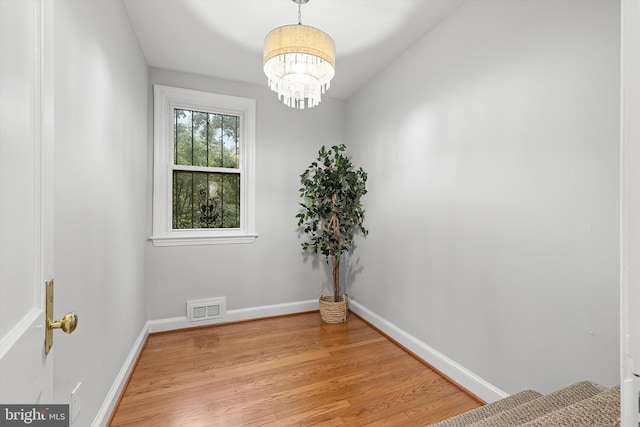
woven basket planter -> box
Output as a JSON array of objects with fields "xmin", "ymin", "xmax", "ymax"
[{"xmin": 319, "ymin": 294, "xmax": 348, "ymax": 324}]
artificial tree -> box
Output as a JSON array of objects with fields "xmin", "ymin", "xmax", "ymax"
[{"xmin": 297, "ymin": 144, "xmax": 368, "ymax": 302}]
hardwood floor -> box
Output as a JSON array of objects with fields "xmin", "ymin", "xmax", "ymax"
[{"xmin": 109, "ymin": 312, "xmax": 482, "ymax": 426}]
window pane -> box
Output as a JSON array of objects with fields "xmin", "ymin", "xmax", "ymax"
[
  {"xmin": 172, "ymin": 171, "xmax": 240, "ymax": 229},
  {"xmin": 175, "ymin": 109, "xmax": 239, "ymax": 168},
  {"xmin": 175, "ymin": 109, "xmax": 192, "ymax": 166},
  {"xmin": 222, "ymin": 115, "xmax": 239, "ymax": 168},
  {"xmin": 207, "ymin": 114, "xmax": 222, "ymax": 167},
  {"xmin": 192, "ymin": 111, "xmax": 208, "ymax": 167}
]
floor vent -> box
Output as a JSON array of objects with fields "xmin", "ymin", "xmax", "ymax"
[{"xmin": 187, "ymin": 297, "xmax": 226, "ymax": 322}]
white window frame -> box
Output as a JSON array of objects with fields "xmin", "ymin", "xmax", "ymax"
[{"xmin": 151, "ymin": 84, "xmax": 257, "ymax": 246}]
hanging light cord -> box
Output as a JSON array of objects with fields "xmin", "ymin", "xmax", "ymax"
[{"xmin": 293, "ymin": 0, "xmax": 310, "ymax": 25}]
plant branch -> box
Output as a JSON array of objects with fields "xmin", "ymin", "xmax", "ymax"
[{"xmin": 297, "ymin": 144, "xmax": 368, "ymax": 302}]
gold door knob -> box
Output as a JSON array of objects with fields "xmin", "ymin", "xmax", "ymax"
[
  {"xmin": 44, "ymin": 278, "xmax": 78, "ymax": 354},
  {"xmin": 49, "ymin": 312, "xmax": 78, "ymax": 334}
]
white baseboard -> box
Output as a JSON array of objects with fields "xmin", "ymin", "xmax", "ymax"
[
  {"xmin": 349, "ymin": 299, "xmax": 508, "ymax": 403},
  {"xmin": 93, "ymin": 299, "xmax": 317, "ymax": 425},
  {"xmin": 147, "ymin": 299, "xmax": 318, "ymax": 333},
  {"xmin": 91, "ymin": 323, "xmax": 148, "ymax": 427},
  {"xmin": 93, "ymin": 297, "xmax": 506, "ymax": 426}
]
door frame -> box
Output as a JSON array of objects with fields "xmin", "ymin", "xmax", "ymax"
[{"xmin": 620, "ymin": 0, "xmax": 640, "ymax": 425}]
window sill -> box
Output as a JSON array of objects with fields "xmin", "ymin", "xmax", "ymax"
[{"xmin": 149, "ymin": 233, "xmax": 258, "ymax": 247}]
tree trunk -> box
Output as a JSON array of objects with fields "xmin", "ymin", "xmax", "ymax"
[
  {"xmin": 332, "ymin": 254, "xmax": 340, "ymax": 302},
  {"xmin": 328, "ymin": 191, "xmax": 342, "ymax": 302}
]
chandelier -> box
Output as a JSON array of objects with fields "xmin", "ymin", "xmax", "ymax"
[{"xmin": 263, "ymin": 0, "xmax": 335, "ymax": 109}]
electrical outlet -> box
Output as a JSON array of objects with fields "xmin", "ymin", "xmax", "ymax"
[{"xmin": 70, "ymin": 382, "xmax": 81, "ymax": 424}]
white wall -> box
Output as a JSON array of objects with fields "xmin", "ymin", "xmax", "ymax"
[
  {"xmin": 146, "ymin": 69, "xmax": 346, "ymax": 320},
  {"xmin": 47, "ymin": 0, "xmax": 621, "ymax": 420},
  {"xmin": 53, "ymin": 1, "xmax": 148, "ymax": 425},
  {"xmin": 346, "ymin": 0, "xmax": 620, "ymax": 395}
]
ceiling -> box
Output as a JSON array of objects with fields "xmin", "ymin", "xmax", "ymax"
[{"xmin": 123, "ymin": 0, "xmax": 464, "ymax": 100}]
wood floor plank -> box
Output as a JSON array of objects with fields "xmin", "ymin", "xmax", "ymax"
[{"xmin": 109, "ymin": 312, "xmax": 482, "ymax": 426}]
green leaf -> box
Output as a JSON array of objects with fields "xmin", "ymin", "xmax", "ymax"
[{"xmin": 296, "ymin": 144, "xmax": 368, "ymax": 266}]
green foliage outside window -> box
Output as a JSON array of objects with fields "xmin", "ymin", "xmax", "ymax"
[{"xmin": 172, "ymin": 109, "xmax": 241, "ymax": 229}]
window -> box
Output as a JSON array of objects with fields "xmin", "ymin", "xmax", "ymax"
[
  {"xmin": 151, "ymin": 85, "xmax": 256, "ymax": 246},
  {"xmin": 172, "ymin": 109, "xmax": 240, "ymax": 229}
]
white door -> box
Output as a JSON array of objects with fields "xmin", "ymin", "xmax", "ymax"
[
  {"xmin": 0, "ymin": 0, "xmax": 55, "ymax": 404},
  {"xmin": 621, "ymin": 0, "xmax": 640, "ymax": 425}
]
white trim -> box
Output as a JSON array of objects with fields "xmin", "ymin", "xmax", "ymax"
[
  {"xmin": 349, "ymin": 299, "xmax": 508, "ymax": 403},
  {"xmin": 151, "ymin": 84, "xmax": 257, "ymax": 246},
  {"xmin": 147, "ymin": 299, "xmax": 318, "ymax": 333},
  {"xmin": 91, "ymin": 324, "xmax": 148, "ymax": 427},
  {"xmin": 92, "ymin": 299, "xmax": 316, "ymax": 424},
  {"xmin": 621, "ymin": 0, "xmax": 640, "ymax": 425},
  {"xmin": 0, "ymin": 308, "xmax": 42, "ymax": 360},
  {"xmin": 149, "ymin": 233, "xmax": 258, "ymax": 247},
  {"xmin": 93, "ymin": 297, "xmax": 507, "ymax": 424}
]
